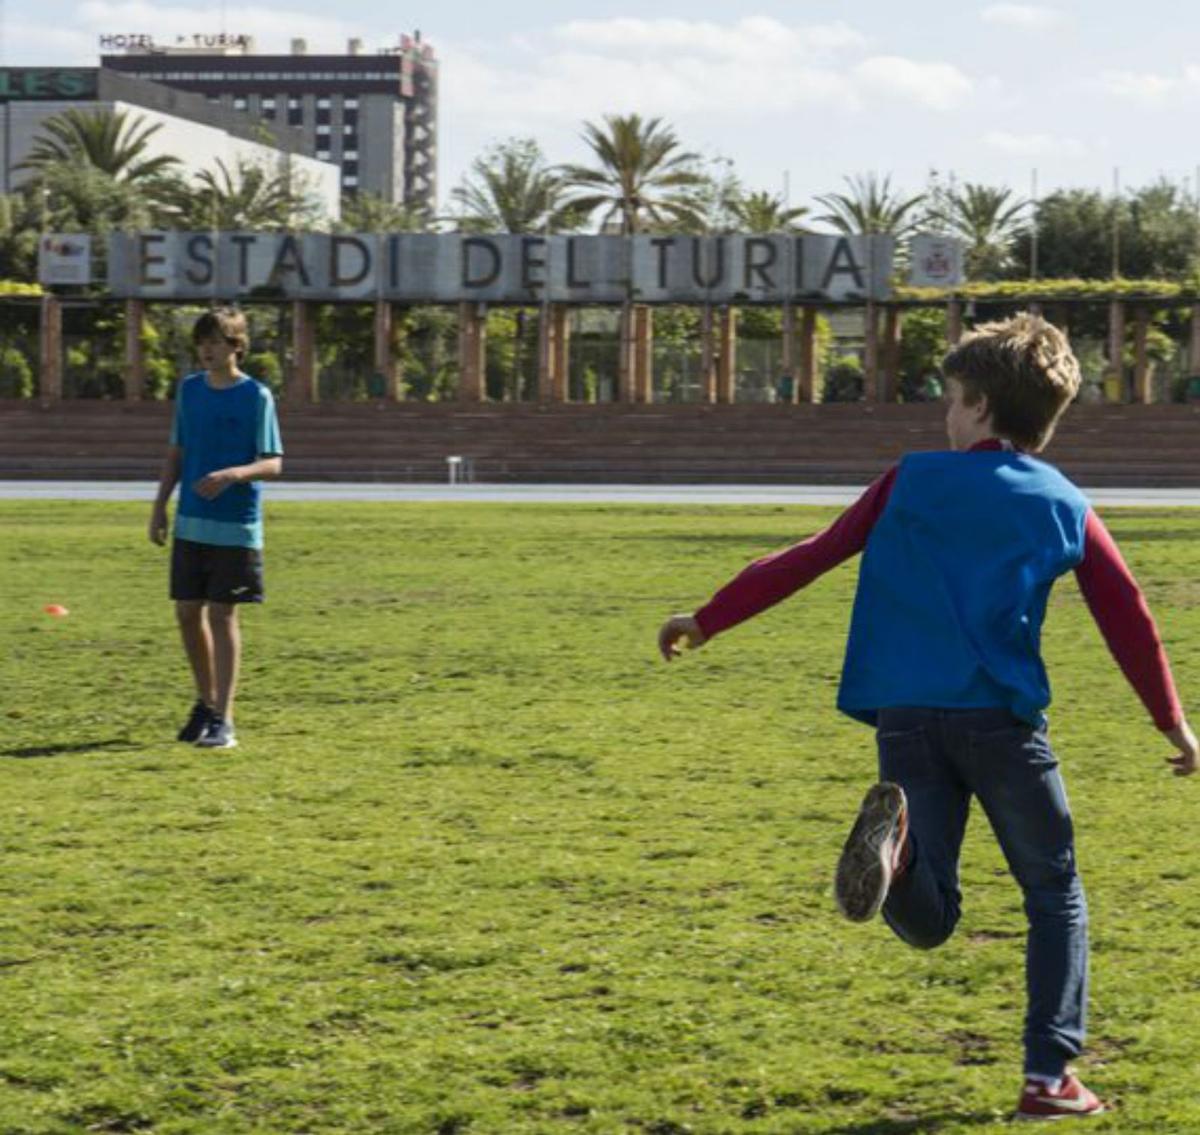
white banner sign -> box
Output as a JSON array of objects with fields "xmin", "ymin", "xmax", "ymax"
[
  {"xmin": 38, "ymin": 234, "xmax": 92, "ymax": 286},
  {"xmin": 908, "ymin": 234, "xmax": 964, "ymax": 288}
]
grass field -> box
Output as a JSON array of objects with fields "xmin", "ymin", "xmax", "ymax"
[{"xmin": 1, "ymin": 500, "xmax": 1199, "ymax": 1135}]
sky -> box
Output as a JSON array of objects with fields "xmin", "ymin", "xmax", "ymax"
[{"xmin": 4, "ymin": 0, "xmax": 1199, "ymax": 214}]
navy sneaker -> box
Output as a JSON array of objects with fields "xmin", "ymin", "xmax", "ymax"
[
  {"xmin": 834, "ymin": 782, "xmax": 908, "ymax": 922},
  {"xmin": 195, "ymin": 715, "xmax": 238, "ymax": 749},
  {"xmin": 177, "ymin": 700, "xmax": 214, "ymax": 743}
]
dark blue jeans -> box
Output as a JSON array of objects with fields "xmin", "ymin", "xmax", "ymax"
[{"xmin": 877, "ymin": 707, "xmax": 1088, "ymax": 1078}]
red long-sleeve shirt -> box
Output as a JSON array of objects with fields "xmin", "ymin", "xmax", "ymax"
[{"xmin": 694, "ymin": 445, "xmax": 1182, "ymax": 731}]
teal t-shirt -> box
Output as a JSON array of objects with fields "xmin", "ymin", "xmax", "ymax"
[{"xmin": 170, "ymin": 372, "xmax": 283, "ymax": 550}]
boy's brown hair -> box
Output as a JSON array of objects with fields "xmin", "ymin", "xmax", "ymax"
[
  {"xmin": 192, "ymin": 306, "xmax": 249, "ymax": 363},
  {"xmin": 941, "ymin": 312, "xmax": 1081, "ymax": 452}
]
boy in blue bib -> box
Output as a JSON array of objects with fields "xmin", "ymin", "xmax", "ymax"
[
  {"xmin": 659, "ymin": 314, "xmax": 1196, "ymax": 1120},
  {"xmin": 149, "ymin": 307, "xmax": 283, "ymax": 749}
]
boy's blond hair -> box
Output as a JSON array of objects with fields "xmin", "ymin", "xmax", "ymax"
[
  {"xmin": 941, "ymin": 313, "xmax": 1081, "ymax": 452},
  {"xmin": 192, "ymin": 306, "xmax": 249, "ymax": 363}
]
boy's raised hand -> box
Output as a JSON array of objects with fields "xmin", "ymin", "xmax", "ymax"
[
  {"xmin": 1164, "ymin": 719, "xmax": 1199, "ymax": 777},
  {"xmin": 658, "ymin": 614, "xmax": 707, "ymax": 662}
]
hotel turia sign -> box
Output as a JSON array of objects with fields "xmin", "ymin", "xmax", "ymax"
[{"xmin": 103, "ymin": 233, "xmax": 897, "ymax": 304}]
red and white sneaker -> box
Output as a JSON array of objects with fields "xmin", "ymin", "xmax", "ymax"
[
  {"xmin": 834, "ymin": 782, "xmax": 908, "ymax": 922},
  {"xmin": 1015, "ymin": 1072, "xmax": 1105, "ymax": 1121}
]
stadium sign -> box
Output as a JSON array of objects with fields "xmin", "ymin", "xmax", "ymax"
[{"xmin": 106, "ymin": 233, "xmax": 896, "ymax": 303}]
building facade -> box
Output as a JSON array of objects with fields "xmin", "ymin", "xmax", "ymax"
[
  {"xmin": 0, "ymin": 67, "xmax": 341, "ymax": 220},
  {"xmin": 100, "ymin": 34, "xmax": 438, "ymax": 212}
]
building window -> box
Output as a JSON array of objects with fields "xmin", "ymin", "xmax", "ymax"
[
  {"xmin": 316, "ymin": 106, "xmax": 331, "ymax": 125},
  {"xmin": 343, "ymin": 175, "xmax": 359, "ymax": 188},
  {"xmin": 233, "ymin": 96, "xmax": 248, "ymax": 110},
  {"xmin": 343, "ymin": 124, "xmax": 356, "ymax": 137},
  {"xmin": 344, "ymin": 96, "xmax": 359, "ymax": 109},
  {"xmin": 316, "ymin": 96, "xmax": 331, "ymax": 109},
  {"xmin": 343, "ymin": 150, "xmax": 358, "ymax": 161},
  {"xmin": 287, "ymin": 97, "xmax": 302, "ymax": 126},
  {"xmin": 316, "ymin": 150, "xmax": 331, "ymax": 162},
  {"xmin": 316, "ymin": 124, "xmax": 331, "ymax": 136},
  {"xmin": 262, "ymin": 97, "xmax": 277, "ymax": 119},
  {"xmin": 342, "ymin": 160, "xmax": 359, "ymax": 175}
]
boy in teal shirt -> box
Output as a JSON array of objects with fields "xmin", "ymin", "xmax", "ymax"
[{"xmin": 149, "ymin": 307, "xmax": 283, "ymax": 749}]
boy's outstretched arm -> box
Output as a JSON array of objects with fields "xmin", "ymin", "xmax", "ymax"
[
  {"xmin": 1074, "ymin": 509, "xmax": 1198, "ymax": 776},
  {"xmin": 657, "ymin": 468, "xmax": 897, "ymax": 661}
]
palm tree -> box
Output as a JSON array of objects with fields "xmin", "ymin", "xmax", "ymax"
[
  {"xmin": 560, "ymin": 114, "xmax": 706, "ymax": 234},
  {"xmin": 727, "ymin": 190, "xmax": 809, "ymax": 234},
  {"xmin": 450, "ymin": 138, "xmax": 580, "ymax": 233},
  {"xmin": 18, "ymin": 108, "xmax": 180, "ymax": 183},
  {"xmin": 815, "ymin": 173, "xmax": 925, "ymax": 238},
  {"xmin": 939, "ymin": 183, "xmax": 1027, "ymax": 280},
  {"xmin": 337, "ymin": 190, "xmax": 432, "ymax": 233},
  {"xmin": 175, "ymin": 157, "xmax": 318, "ymax": 231}
]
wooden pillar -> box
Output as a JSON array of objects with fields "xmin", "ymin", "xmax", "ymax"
[
  {"xmin": 946, "ymin": 298, "xmax": 963, "ymax": 346},
  {"xmin": 288, "ymin": 300, "xmax": 316, "ymax": 403},
  {"xmin": 551, "ymin": 305, "xmax": 570, "ymax": 403},
  {"xmin": 1108, "ymin": 299, "xmax": 1126, "ymax": 402},
  {"xmin": 863, "ymin": 300, "xmax": 879, "ymax": 402},
  {"xmin": 633, "ymin": 304, "xmax": 653, "ymax": 403},
  {"xmin": 38, "ymin": 293, "xmax": 62, "ymax": 404},
  {"xmin": 1189, "ymin": 304, "xmax": 1200, "ymax": 375},
  {"xmin": 700, "ymin": 305, "xmax": 717, "ymax": 403},
  {"xmin": 457, "ymin": 301, "xmax": 486, "ymax": 402},
  {"xmin": 798, "ymin": 307, "xmax": 817, "ymax": 404},
  {"xmin": 717, "ymin": 306, "xmax": 737, "ymax": 403},
  {"xmin": 619, "ymin": 305, "xmax": 633, "ymax": 402},
  {"xmin": 882, "ymin": 305, "xmax": 901, "ymax": 403},
  {"xmin": 1133, "ymin": 306, "xmax": 1152, "ymax": 404},
  {"xmin": 373, "ymin": 299, "xmax": 402, "ymax": 400},
  {"xmin": 537, "ymin": 304, "xmax": 555, "ymax": 403},
  {"xmin": 124, "ymin": 299, "xmax": 144, "ymax": 401}
]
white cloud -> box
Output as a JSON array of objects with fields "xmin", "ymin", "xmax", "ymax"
[
  {"xmin": 852, "ymin": 56, "xmax": 973, "ymax": 111},
  {"xmin": 980, "ymin": 4, "xmax": 1067, "ymax": 30},
  {"xmin": 552, "ymin": 17, "xmax": 865, "ymax": 60},
  {"xmin": 440, "ymin": 21, "xmax": 978, "ymax": 129},
  {"xmin": 1099, "ymin": 68, "xmax": 1200, "ymax": 106},
  {"xmin": 985, "ymin": 130, "xmax": 1086, "ymax": 157}
]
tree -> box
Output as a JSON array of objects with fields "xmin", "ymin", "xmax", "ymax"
[
  {"xmin": 726, "ymin": 189, "xmax": 810, "ymax": 234},
  {"xmin": 1010, "ymin": 181, "xmax": 1200, "ymax": 281},
  {"xmin": 17, "ymin": 108, "xmax": 180, "ymax": 183},
  {"xmin": 450, "ymin": 138, "xmax": 581, "ymax": 233},
  {"xmin": 938, "ymin": 183, "xmax": 1026, "ymax": 281},
  {"xmin": 815, "ymin": 172, "xmax": 925, "ymax": 238},
  {"xmin": 560, "ymin": 114, "xmax": 706, "ymax": 234},
  {"xmin": 337, "ymin": 191, "xmax": 432, "ymax": 233},
  {"xmin": 165, "ymin": 157, "xmax": 322, "ymax": 231}
]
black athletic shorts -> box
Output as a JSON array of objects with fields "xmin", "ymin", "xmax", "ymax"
[{"xmin": 170, "ymin": 538, "xmax": 265, "ymax": 604}]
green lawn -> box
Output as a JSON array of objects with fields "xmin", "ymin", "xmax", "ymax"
[{"xmin": 1, "ymin": 501, "xmax": 1198, "ymax": 1135}]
